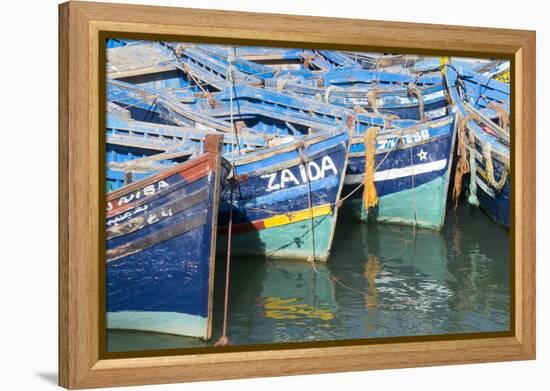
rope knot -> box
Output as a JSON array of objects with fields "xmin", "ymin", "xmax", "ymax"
[{"xmin": 214, "ymin": 335, "xmax": 230, "ymax": 347}]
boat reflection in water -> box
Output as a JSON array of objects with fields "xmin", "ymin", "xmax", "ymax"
[
  {"xmin": 211, "ymin": 258, "xmax": 338, "ymax": 345},
  {"xmin": 328, "ymin": 204, "xmax": 510, "ymax": 339},
  {"xmin": 107, "ymin": 203, "xmax": 509, "ymax": 351}
]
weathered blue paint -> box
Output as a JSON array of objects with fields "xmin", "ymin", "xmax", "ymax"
[
  {"xmin": 200, "ymin": 45, "xmax": 306, "ymax": 61},
  {"xmin": 106, "ymin": 38, "xmax": 127, "ymax": 48},
  {"xmin": 161, "ymin": 82, "xmax": 454, "ymax": 231},
  {"xmin": 445, "ymin": 66, "xmax": 510, "ymax": 228},
  {"xmin": 218, "ymin": 125, "xmax": 352, "ymax": 261},
  {"xmin": 323, "ymin": 68, "xmax": 442, "ymax": 87},
  {"xmin": 107, "ymin": 79, "xmax": 251, "ymax": 132},
  {"xmin": 105, "ymin": 113, "xmax": 269, "ymax": 191},
  {"xmin": 316, "ymin": 50, "xmax": 361, "ymax": 69},
  {"xmin": 220, "ymin": 130, "xmax": 349, "ymax": 225},
  {"xmin": 106, "ymin": 150, "xmax": 226, "ymax": 339},
  {"xmin": 341, "ymin": 117, "xmax": 456, "ymax": 230},
  {"xmin": 451, "ymin": 67, "xmax": 510, "ymax": 111},
  {"xmin": 264, "ymin": 75, "xmax": 448, "ymax": 120},
  {"xmin": 106, "ymin": 100, "xmax": 352, "ymax": 261},
  {"xmin": 202, "ymin": 84, "xmax": 419, "ymax": 134}
]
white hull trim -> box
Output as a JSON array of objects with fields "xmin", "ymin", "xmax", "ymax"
[
  {"xmin": 344, "ymin": 159, "xmax": 447, "ymax": 184},
  {"xmin": 107, "ymin": 311, "xmax": 208, "ymax": 338}
]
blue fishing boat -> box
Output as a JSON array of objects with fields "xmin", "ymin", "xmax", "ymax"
[
  {"xmin": 107, "ymin": 50, "xmax": 458, "ymax": 234},
  {"xmin": 107, "ymin": 40, "xmax": 254, "ymax": 93},
  {"xmin": 445, "ymin": 65, "xmax": 510, "ymax": 227},
  {"xmin": 265, "ymin": 68, "xmax": 448, "ymax": 120},
  {"xmin": 106, "ymin": 135, "xmax": 227, "ymax": 339},
  {"xmin": 341, "ymin": 116, "xmax": 456, "ymax": 230},
  {"xmin": 107, "ymin": 121, "xmax": 353, "ymax": 262},
  {"xmin": 107, "ymin": 41, "xmax": 178, "ymax": 84},
  {"xmin": 218, "ymin": 121, "xmax": 353, "ymax": 262},
  {"xmin": 338, "ymin": 51, "xmax": 422, "ymax": 71},
  {"xmin": 316, "ymin": 50, "xmax": 361, "ymax": 69},
  {"xmin": 196, "ymin": 84, "xmax": 456, "ymax": 230},
  {"xmin": 105, "ymin": 111, "xmax": 269, "ymax": 191},
  {"xmin": 448, "ymin": 67, "xmax": 510, "ymax": 112},
  {"xmin": 172, "ymin": 45, "xmax": 324, "ymax": 88},
  {"xmin": 195, "ymin": 83, "xmax": 416, "ymax": 134},
  {"xmin": 470, "ymin": 59, "xmax": 510, "ymax": 84},
  {"xmin": 107, "ymin": 78, "xmax": 262, "ymax": 132},
  {"xmin": 196, "ymin": 45, "xmax": 321, "ymax": 72},
  {"xmin": 106, "ymin": 80, "xmax": 354, "ymax": 261}
]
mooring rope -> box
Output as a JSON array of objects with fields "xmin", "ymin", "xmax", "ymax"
[
  {"xmin": 324, "ymin": 85, "xmax": 340, "ymax": 104},
  {"xmin": 338, "ymin": 127, "xmax": 405, "ymax": 205},
  {"xmin": 295, "ymin": 141, "xmax": 319, "ymax": 266},
  {"xmin": 276, "ymin": 77, "xmax": 287, "ymax": 92},
  {"xmin": 407, "ymin": 84, "xmax": 425, "ymax": 122},
  {"xmin": 215, "ymin": 52, "xmax": 238, "ymax": 347},
  {"xmin": 452, "ymin": 113, "xmax": 477, "ymax": 210},
  {"xmin": 409, "ymin": 146, "xmax": 419, "ymax": 231},
  {"xmin": 366, "ymin": 90, "xmax": 381, "ymax": 116},
  {"xmin": 215, "ymin": 185, "xmax": 233, "ymax": 348},
  {"xmin": 482, "ymin": 143, "xmax": 509, "ymax": 191},
  {"xmin": 467, "ymin": 135, "xmax": 480, "ymax": 207},
  {"xmin": 487, "ymin": 101, "xmax": 509, "ymax": 130},
  {"xmin": 353, "ymin": 104, "xmax": 368, "ymax": 114},
  {"xmin": 174, "ymin": 50, "xmax": 220, "ymax": 109},
  {"xmin": 362, "ymin": 127, "xmax": 380, "ymax": 210}
]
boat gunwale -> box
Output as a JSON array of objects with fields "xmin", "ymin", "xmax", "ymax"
[{"xmin": 106, "ymin": 152, "xmax": 214, "ymax": 201}]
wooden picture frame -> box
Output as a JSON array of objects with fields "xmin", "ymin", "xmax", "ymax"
[{"xmin": 59, "ymin": 1, "xmax": 536, "ymax": 388}]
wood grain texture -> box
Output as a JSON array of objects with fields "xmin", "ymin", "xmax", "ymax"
[
  {"xmin": 58, "ymin": 1, "xmax": 536, "ymax": 389},
  {"xmin": 58, "ymin": 3, "xmax": 70, "ymax": 387}
]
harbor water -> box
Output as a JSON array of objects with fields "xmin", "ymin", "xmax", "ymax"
[{"xmin": 107, "ymin": 201, "xmax": 510, "ymax": 352}]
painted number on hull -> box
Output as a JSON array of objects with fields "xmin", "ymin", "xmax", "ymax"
[
  {"xmin": 262, "ymin": 156, "xmax": 338, "ymax": 192},
  {"xmin": 377, "ymin": 129, "xmax": 430, "ymax": 150}
]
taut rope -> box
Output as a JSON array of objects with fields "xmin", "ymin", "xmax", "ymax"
[{"xmin": 215, "ymin": 52, "xmax": 238, "ymax": 347}]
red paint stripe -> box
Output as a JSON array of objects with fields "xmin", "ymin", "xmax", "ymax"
[
  {"xmin": 106, "ymin": 155, "xmax": 214, "ymax": 218},
  {"xmin": 219, "ymin": 220, "xmax": 265, "ymax": 235},
  {"xmin": 107, "ymin": 154, "xmax": 212, "ymax": 202}
]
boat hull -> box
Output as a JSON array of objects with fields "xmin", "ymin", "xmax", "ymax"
[
  {"xmin": 473, "ymin": 145, "xmax": 510, "ymax": 227},
  {"xmin": 218, "ymin": 130, "xmax": 351, "ymax": 261},
  {"xmin": 443, "ymin": 65, "xmax": 510, "ymax": 228},
  {"xmin": 106, "ymin": 146, "xmax": 224, "ymax": 339},
  {"xmin": 341, "ymin": 118, "xmax": 456, "ymax": 230},
  {"xmin": 476, "ymin": 178, "xmax": 510, "ymax": 227}
]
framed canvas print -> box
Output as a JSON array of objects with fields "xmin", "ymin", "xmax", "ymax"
[{"xmin": 58, "ymin": 1, "xmax": 536, "ymax": 389}]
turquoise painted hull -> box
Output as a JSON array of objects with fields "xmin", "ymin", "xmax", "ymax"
[
  {"xmin": 343, "ymin": 175, "xmax": 449, "ymax": 230},
  {"xmin": 341, "ymin": 116, "xmax": 456, "ymax": 231},
  {"xmin": 218, "ymin": 214, "xmax": 335, "ymax": 262}
]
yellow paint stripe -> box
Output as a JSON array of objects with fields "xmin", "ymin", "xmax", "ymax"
[{"xmin": 263, "ymin": 204, "xmax": 332, "ymax": 229}]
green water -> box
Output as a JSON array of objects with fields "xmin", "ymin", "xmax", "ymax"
[{"xmin": 107, "ymin": 202, "xmax": 510, "ymax": 352}]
